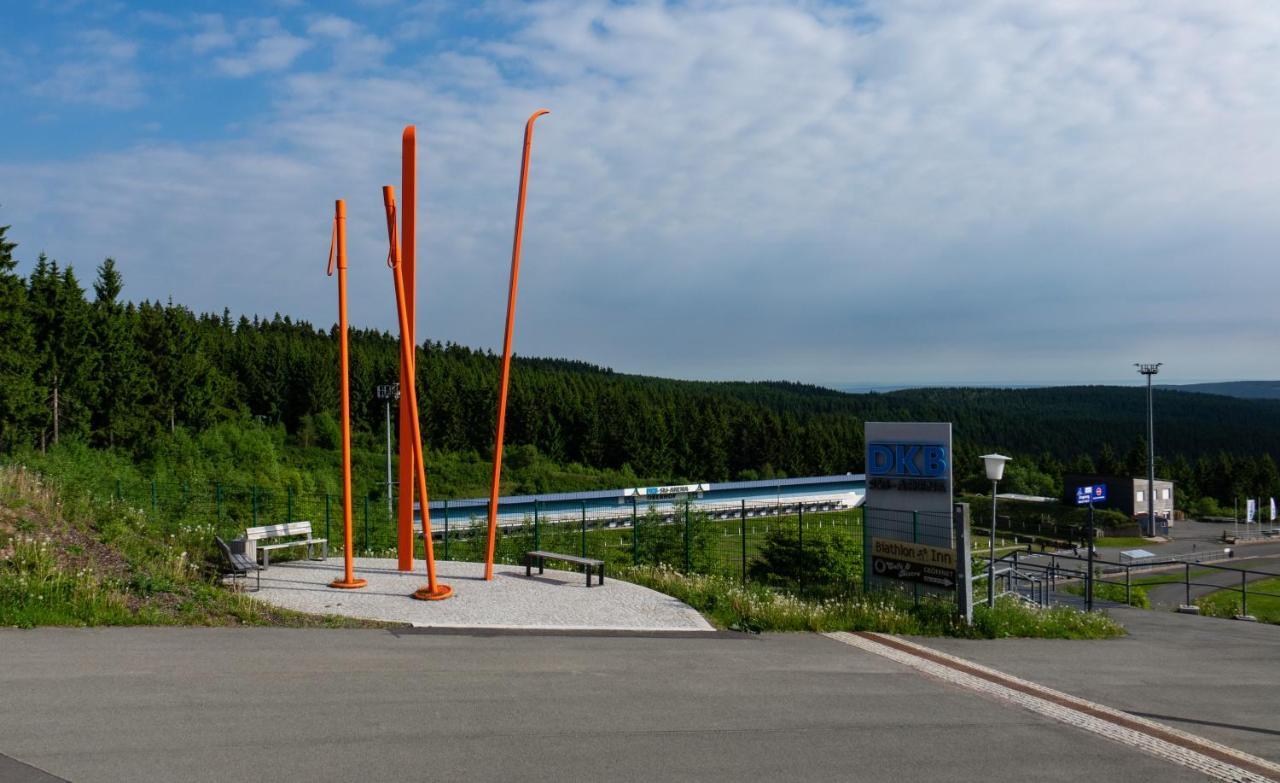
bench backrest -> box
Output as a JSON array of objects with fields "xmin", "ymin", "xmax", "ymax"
[{"xmin": 244, "ymin": 521, "xmax": 313, "ymax": 541}]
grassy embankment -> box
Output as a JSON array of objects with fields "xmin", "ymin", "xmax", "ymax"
[
  {"xmin": 1196, "ymin": 577, "xmax": 1280, "ymax": 623},
  {"xmin": 624, "ymin": 565, "xmax": 1124, "ymax": 639},
  {"xmin": 0, "ymin": 465, "xmax": 398, "ymax": 629}
]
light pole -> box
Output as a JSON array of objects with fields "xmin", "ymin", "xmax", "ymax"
[
  {"xmin": 1135, "ymin": 363, "xmax": 1162, "ymax": 536},
  {"xmin": 376, "ymin": 383, "xmax": 400, "ymax": 519},
  {"xmin": 982, "ymin": 453, "xmax": 1010, "ymax": 607}
]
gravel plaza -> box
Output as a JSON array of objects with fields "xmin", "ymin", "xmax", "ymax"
[{"xmin": 250, "ymin": 557, "xmax": 714, "ymax": 632}]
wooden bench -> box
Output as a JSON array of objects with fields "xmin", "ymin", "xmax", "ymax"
[
  {"xmin": 524, "ymin": 550, "xmax": 605, "ymax": 587},
  {"xmin": 215, "ymin": 536, "xmax": 261, "ymax": 591},
  {"xmin": 242, "ymin": 521, "xmax": 327, "ymax": 568}
]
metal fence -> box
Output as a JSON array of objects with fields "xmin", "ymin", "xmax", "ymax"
[{"xmin": 96, "ymin": 478, "xmax": 865, "ymax": 590}]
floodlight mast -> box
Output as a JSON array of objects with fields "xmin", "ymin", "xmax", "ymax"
[
  {"xmin": 328, "ymin": 200, "xmax": 366, "ymax": 590},
  {"xmin": 1136, "ymin": 363, "xmax": 1162, "ymax": 536},
  {"xmin": 384, "ymin": 186, "xmax": 452, "ymax": 601},
  {"xmin": 484, "ymin": 109, "xmax": 550, "ymax": 581}
]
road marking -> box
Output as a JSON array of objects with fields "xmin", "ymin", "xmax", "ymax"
[{"xmin": 825, "ymin": 631, "xmax": 1280, "ymax": 783}]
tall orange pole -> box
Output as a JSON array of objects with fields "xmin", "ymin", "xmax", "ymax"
[
  {"xmin": 396, "ymin": 126, "xmax": 417, "ymax": 572},
  {"xmin": 328, "ymin": 200, "xmax": 366, "ymax": 590},
  {"xmin": 484, "ymin": 109, "xmax": 550, "ymax": 580},
  {"xmin": 383, "ymin": 186, "xmax": 452, "ymax": 600}
]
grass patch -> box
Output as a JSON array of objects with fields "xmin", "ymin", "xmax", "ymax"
[
  {"xmin": 1093, "ymin": 536, "xmax": 1159, "ymax": 549},
  {"xmin": 0, "ymin": 465, "xmax": 400, "ymax": 629},
  {"xmin": 1196, "ymin": 577, "xmax": 1280, "ymax": 624},
  {"xmin": 1059, "ymin": 580, "xmax": 1151, "ymax": 608},
  {"xmin": 622, "ymin": 565, "xmax": 1125, "ymax": 639}
]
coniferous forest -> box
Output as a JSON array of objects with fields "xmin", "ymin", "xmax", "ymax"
[{"xmin": 2, "ymin": 221, "xmax": 1279, "ymax": 508}]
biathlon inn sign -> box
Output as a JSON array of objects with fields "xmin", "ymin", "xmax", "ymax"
[{"xmin": 864, "ymin": 422, "xmax": 973, "ymax": 615}]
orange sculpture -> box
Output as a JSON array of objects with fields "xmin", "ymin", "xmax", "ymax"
[
  {"xmin": 327, "ymin": 199, "xmax": 367, "ymax": 590},
  {"xmin": 382, "ymin": 186, "xmax": 452, "ymax": 600},
  {"xmin": 484, "ymin": 109, "xmax": 550, "ymax": 580},
  {"xmin": 397, "ymin": 126, "xmax": 418, "ymax": 572}
]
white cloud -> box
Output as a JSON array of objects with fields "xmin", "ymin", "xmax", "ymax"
[
  {"xmin": 212, "ymin": 18, "xmax": 311, "ymax": 77},
  {"xmin": 29, "ymin": 29, "xmax": 145, "ymax": 108},
  {"xmin": 6, "ymin": 0, "xmax": 1280, "ymax": 384}
]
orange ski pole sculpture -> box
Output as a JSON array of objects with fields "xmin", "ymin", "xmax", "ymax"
[
  {"xmin": 382, "ymin": 186, "xmax": 452, "ymax": 601},
  {"xmin": 328, "ymin": 200, "xmax": 367, "ymax": 590},
  {"xmin": 484, "ymin": 109, "xmax": 550, "ymax": 581},
  {"xmin": 396, "ymin": 126, "xmax": 418, "ymax": 572}
]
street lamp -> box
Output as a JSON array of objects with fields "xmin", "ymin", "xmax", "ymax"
[
  {"xmin": 982, "ymin": 453, "xmax": 1011, "ymax": 606},
  {"xmin": 1135, "ymin": 363, "xmax": 1162, "ymax": 536},
  {"xmin": 376, "ymin": 383, "xmax": 400, "ymax": 519}
]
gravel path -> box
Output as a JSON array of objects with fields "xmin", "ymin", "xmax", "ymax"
[{"xmin": 251, "ymin": 557, "xmax": 714, "ymax": 631}]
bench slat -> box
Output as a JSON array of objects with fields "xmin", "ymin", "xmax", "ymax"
[
  {"xmin": 244, "ymin": 521, "xmax": 313, "ymax": 540},
  {"xmin": 526, "ymin": 551, "xmax": 604, "ymax": 566}
]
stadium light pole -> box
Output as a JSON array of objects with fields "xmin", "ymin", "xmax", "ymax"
[
  {"xmin": 376, "ymin": 383, "xmax": 399, "ymax": 519},
  {"xmin": 982, "ymin": 453, "xmax": 1010, "ymax": 607},
  {"xmin": 1136, "ymin": 363, "xmax": 1162, "ymax": 536}
]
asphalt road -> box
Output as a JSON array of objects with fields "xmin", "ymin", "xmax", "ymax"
[
  {"xmin": 0, "ymin": 627, "xmax": 1212, "ymax": 783},
  {"xmin": 921, "ymin": 606, "xmax": 1280, "ymax": 765}
]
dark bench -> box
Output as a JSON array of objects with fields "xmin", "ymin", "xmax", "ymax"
[
  {"xmin": 524, "ymin": 550, "xmax": 605, "ymax": 587},
  {"xmin": 216, "ymin": 536, "xmax": 261, "ymax": 591}
]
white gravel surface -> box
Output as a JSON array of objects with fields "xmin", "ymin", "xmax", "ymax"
[{"xmin": 250, "ymin": 557, "xmax": 714, "ymax": 631}]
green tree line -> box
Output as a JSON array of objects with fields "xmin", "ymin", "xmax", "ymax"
[{"xmin": 2, "ymin": 221, "xmax": 1278, "ymax": 507}]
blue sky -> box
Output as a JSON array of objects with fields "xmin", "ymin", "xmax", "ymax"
[{"xmin": 3, "ymin": 1, "xmax": 1279, "ymax": 387}]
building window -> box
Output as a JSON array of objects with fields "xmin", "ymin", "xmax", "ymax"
[
  {"xmin": 1136, "ymin": 490, "xmax": 1145, "ymax": 503},
  {"xmin": 1161, "ymin": 488, "xmax": 1170, "ymax": 500}
]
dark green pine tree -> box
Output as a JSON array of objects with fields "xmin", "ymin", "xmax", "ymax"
[
  {"xmin": 90, "ymin": 258, "xmax": 149, "ymax": 448},
  {"xmin": 0, "ymin": 223, "xmax": 40, "ymax": 450},
  {"xmin": 27, "ymin": 256, "xmax": 97, "ymax": 445}
]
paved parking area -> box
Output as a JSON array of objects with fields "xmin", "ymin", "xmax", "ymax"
[{"xmin": 0, "ymin": 627, "xmax": 1213, "ymax": 783}]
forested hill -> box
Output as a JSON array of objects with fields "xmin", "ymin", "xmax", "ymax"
[
  {"xmin": 1165, "ymin": 381, "xmax": 1280, "ymax": 400},
  {"xmin": 2, "ymin": 222, "xmax": 1279, "ymax": 496}
]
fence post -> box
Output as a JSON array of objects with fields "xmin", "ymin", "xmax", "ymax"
[
  {"xmin": 324, "ymin": 493, "xmax": 331, "ymax": 544},
  {"xmin": 150, "ymin": 479, "xmax": 157, "ymax": 514},
  {"xmin": 798, "ymin": 504, "xmax": 804, "ymax": 594},
  {"xmin": 683, "ymin": 501, "xmax": 691, "ymax": 573},
  {"xmin": 533, "ymin": 499, "xmax": 539, "ymax": 552},
  {"xmin": 581, "ymin": 501, "xmax": 587, "ymax": 558},
  {"xmin": 1125, "ymin": 566, "xmax": 1131, "ymax": 606},
  {"xmin": 1242, "ymin": 569, "xmax": 1248, "ymax": 617},
  {"xmin": 363, "ymin": 494, "xmax": 370, "ymax": 553},
  {"xmin": 286, "ymin": 488, "xmax": 294, "ymax": 523},
  {"xmin": 115, "ymin": 479, "xmax": 123, "ymax": 502},
  {"xmin": 216, "ymin": 483, "xmax": 223, "ymax": 524},
  {"xmin": 252, "ymin": 486, "xmax": 259, "ymax": 527},
  {"xmin": 632, "ymin": 496, "xmax": 639, "ymax": 566},
  {"xmin": 912, "ymin": 510, "xmax": 920, "ymax": 605},
  {"xmin": 740, "ymin": 499, "xmax": 747, "ymax": 584},
  {"xmin": 1185, "ymin": 562, "xmax": 1191, "ymax": 607},
  {"xmin": 444, "ymin": 499, "xmax": 451, "ymax": 560}
]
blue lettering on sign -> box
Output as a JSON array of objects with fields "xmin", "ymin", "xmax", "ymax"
[{"xmin": 867, "ymin": 443, "xmax": 948, "ymax": 478}]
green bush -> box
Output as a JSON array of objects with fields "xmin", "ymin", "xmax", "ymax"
[{"xmin": 748, "ymin": 524, "xmax": 861, "ymax": 590}]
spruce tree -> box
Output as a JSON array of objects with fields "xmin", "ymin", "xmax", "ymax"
[{"xmin": 0, "ymin": 223, "xmax": 39, "ymax": 450}]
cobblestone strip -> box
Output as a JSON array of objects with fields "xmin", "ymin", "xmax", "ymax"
[{"xmin": 825, "ymin": 631, "xmax": 1277, "ymax": 783}]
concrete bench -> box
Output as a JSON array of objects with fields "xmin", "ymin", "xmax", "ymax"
[
  {"xmin": 242, "ymin": 521, "xmax": 327, "ymax": 568},
  {"xmin": 524, "ymin": 550, "xmax": 605, "ymax": 587}
]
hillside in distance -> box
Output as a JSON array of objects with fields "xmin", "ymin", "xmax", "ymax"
[{"xmin": 1165, "ymin": 381, "xmax": 1280, "ymax": 400}]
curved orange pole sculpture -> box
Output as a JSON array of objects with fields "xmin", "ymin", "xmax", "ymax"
[
  {"xmin": 328, "ymin": 200, "xmax": 367, "ymax": 590},
  {"xmin": 383, "ymin": 186, "xmax": 452, "ymax": 601},
  {"xmin": 396, "ymin": 126, "xmax": 418, "ymax": 572},
  {"xmin": 484, "ymin": 109, "xmax": 550, "ymax": 580}
]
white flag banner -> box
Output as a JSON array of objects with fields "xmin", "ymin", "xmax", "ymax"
[
  {"xmin": 1271, "ymin": 497, "xmax": 1277, "ymax": 523},
  {"xmin": 1246, "ymin": 498, "xmax": 1257, "ymax": 523}
]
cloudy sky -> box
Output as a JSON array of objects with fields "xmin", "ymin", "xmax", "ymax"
[{"xmin": 3, "ymin": 1, "xmax": 1278, "ymax": 387}]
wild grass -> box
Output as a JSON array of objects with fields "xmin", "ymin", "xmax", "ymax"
[
  {"xmin": 622, "ymin": 565, "xmax": 1125, "ymax": 639},
  {"xmin": 0, "ymin": 465, "xmax": 398, "ymax": 629}
]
